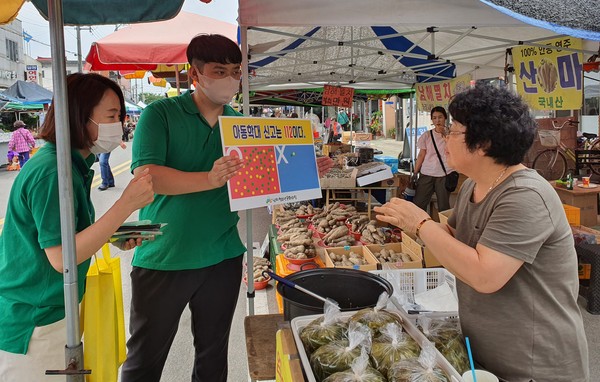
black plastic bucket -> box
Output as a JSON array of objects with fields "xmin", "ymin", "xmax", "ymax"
[{"xmin": 276, "ymin": 268, "xmax": 393, "ymax": 321}]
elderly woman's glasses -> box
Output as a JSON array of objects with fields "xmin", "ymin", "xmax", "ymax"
[{"xmin": 443, "ymin": 129, "xmax": 466, "ymax": 138}]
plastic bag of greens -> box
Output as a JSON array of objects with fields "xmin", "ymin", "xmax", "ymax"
[
  {"xmin": 310, "ymin": 322, "xmax": 372, "ymax": 381},
  {"xmin": 387, "ymin": 343, "xmax": 449, "ymax": 382},
  {"xmin": 301, "ymin": 301, "xmax": 347, "ymax": 354},
  {"xmin": 370, "ymin": 323, "xmax": 419, "ymax": 376},
  {"xmin": 348, "ymin": 292, "xmax": 402, "ymax": 338},
  {"xmin": 419, "ymin": 316, "xmax": 469, "ymax": 374},
  {"xmin": 323, "ymin": 348, "xmax": 386, "ymax": 382}
]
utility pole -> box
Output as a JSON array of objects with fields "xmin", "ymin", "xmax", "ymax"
[
  {"xmin": 75, "ymin": 26, "xmax": 92, "ymax": 72},
  {"xmin": 76, "ymin": 26, "xmax": 82, "ymax": 72}
]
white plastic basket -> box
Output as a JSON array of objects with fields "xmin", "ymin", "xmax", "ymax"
[
  {"xmin": 371, "ymin": 268, "xmax": 458, "ymax": 303},
  {"xmin": 538, "ymin": 129, "xmax": 561, "ymax": 147},
  {"xmin": 290, "ymin": 310, "xmax": 464, "ymax": 382}
]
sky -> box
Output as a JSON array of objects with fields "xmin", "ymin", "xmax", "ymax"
[{"xmin": 16, "ymin": 0, "xmax": 238, "ymax": 93}]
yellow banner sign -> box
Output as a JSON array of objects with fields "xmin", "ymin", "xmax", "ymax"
[
  {"xmin": 513, "ymin": 37, "xmax": 583, "ymax": 110},
  {"xmin": 416, "ymin": 74, "xmax": 472, "ymax": 112}
]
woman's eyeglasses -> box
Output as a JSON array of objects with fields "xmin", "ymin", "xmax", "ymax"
[{"xmin": 443, "ymin": 129, "xmax": 466, "ymax": 138}]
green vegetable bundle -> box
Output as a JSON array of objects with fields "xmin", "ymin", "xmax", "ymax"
[{"xmin": 370, "ymin": 323, "xmax": 419, "ymax": 376}]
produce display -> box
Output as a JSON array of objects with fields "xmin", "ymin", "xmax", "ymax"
[
  {"xmin": 371, "ymin": 248, "xmax": 413, "ymax": 264},
  {"xmin": 418, "ymin": 317, "xmax": 469, "ymax": 374},
  {"xmin": 250, "ymin": 257, "xmax": 271, "ymax": 283},
  {"xmin": 323, "ymin": 349, "xmax": 386, "ymax": 382},
  {"xmin": 328, "ymin": 250, "xmax": 368, "ymax": 266},
  {"xmin": 309, "ymin": 322, "xmax": 372, "ymax": 381},
  {"xmin": 311, "ymin": 203, "xmax": 357, "ymax": 235},
  {"xmin": 278, "ymin": 229, "xmax": 317, "ymax": 259},
  {"xmin": 360, "ymin": 223, "xmax": 390, "ymax": 245},
  {"xmin": 387, "ymin": 344, "xmax": 448, "ymax": 382},
  {"xmin": 297, "ymin": 293, "xmax": 452, "ymax": 382},
  {"xmin": 347, "ymin": 215, "xmax": 370, "ymax": 233},
  {"xmin": 348, "ymin": 294, "xmax": 402, "ymax": 338},
  {"xmin": 370, "ymin": 323, "xmax": 420, "ymax": 376},
  {"xmin": 295, "ymin": 204, "xmax": 322, "ymax": 217},
  {"xmin": 322, "ymin": 226, "xmax": 356, "ymax": 247},
  {"xmin": 300, "ymin": 303, "xmax": 347, "ymax": 353}
]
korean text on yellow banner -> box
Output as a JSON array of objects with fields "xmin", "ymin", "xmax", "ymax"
[
  {"xmin": 513, "ymin": 37, "xmax": 583, "ymax": 110},
  {"xmin": 219, "ymin": 116, "xmax": 322, "ymax": 211},
  {"xmin": 415, "ymin": 74, "xmax": 472, "ymax": 112}
]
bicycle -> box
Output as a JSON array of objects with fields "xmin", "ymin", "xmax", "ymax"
[{"xmin": 531, "ymin": 119, "xmax": 600, "ymax": 180}]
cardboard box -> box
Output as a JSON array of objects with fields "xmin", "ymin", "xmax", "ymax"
[
  {"xmin": 401, "ymin": 231, "xmax": 442, "ymax": 268},
  {"xmin": 438, "ymin": 209, "xmax": 453, "ymax": 226},
  {"xmin": 325, "ymin": 245, "xmax": 379, "ymax": 271},
  {"xmin": 323, "ymin": 143, "xmax": 352, "ymax": 156},
  {"xmin": 320, "ymin": 167, "xmax": 358, "ymax": 189},
  {"xmin": 356, "ymin": 167, "xmax": 393, "ymax": 186},
  {"xmin": 365, "ymin": 242, "xmax": 423, "ymax": 269},
  {"xmin": 341, "ymin": 131, "xmax": 372, "ymax": 144},
  {"xmin": 378, "ymin": 173, "xmax": 403, "ymax": 187},
  {"xmin": 275, "ymin": 328, "xmax": 304, "ymax": 382}
]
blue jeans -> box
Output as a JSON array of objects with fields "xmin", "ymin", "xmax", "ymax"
[
  {"xmin": 98, "ymin": 152, "xmax": 114, "ymax": 187},
  {"xmin": 18, "ymin": 151, "xmax": 30, "ymax": 168}
]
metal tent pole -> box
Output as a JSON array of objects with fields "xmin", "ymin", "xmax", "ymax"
[
  {"xmin": 240, "ymin": 26, "xmax": 255, "ymax": 316},
  {"xmin": 413, "ymin": 93, "xmax": 418, "ymax": 173},
  {"xmin": 48, "ymin": 0, "xmax": 84, "ymax": 380}
]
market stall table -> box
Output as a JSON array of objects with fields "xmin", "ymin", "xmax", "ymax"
[
  {"xmin": 244, "ymin": 314, "xmax": 305, "ymax": 381},
  {"xmin": 552, "ymin": 181, "xmax": 600, "ymax": 226}
]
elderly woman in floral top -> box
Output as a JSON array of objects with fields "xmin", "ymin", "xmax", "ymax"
[{"xmin": 8, "ymin": 120, "xmax": 36, "ymax": 168}]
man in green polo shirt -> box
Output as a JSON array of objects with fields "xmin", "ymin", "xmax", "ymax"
[{"xmin": 121, "ymin": 34, "xmax": 246, "ymax": 382}]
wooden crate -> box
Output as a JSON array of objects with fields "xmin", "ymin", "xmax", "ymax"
[
  {"xmin": 365, "ymin": 242, "xmax": 422, "ymax": 269},
  {"xmin": 324, "ymin": 245, "xmax": 379, "ymax": 271},
  {"xmin": 401, "ymin": 231, "xmax": 442, "ymax": 268}
]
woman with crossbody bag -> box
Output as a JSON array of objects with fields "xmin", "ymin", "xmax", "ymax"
[{"xmin": 412, "ymin": 107, "xmax": 454, "ymax": 212}]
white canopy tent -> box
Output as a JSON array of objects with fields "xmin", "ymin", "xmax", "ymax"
[{"xmin": 239, "ymin": 0, "xmax": 599, "ymax": 92}]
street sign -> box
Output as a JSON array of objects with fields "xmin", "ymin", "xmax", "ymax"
[
  {"xmin": 27, "ymin": 70, "xmax": 37, "ymax": 82},
  {"xmin": 26, "ymin": 65, "xmax": 38, "ymax": 71}
]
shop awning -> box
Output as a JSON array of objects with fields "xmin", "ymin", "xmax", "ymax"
[
  {"xmin": 1, "ymin": 0, "xmax": 199, "ymax": 25},
  {"xmin": 84, "ymin": 11, "xmax": 237, "ymax": 71}
]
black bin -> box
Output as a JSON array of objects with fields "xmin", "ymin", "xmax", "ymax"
[{"xmin": 276, "ymin": 268, "xmax": 393, "ymax": 320}]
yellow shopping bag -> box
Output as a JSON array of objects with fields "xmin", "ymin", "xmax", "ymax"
[{"xmin": 81, "ymin": 244, "xmax": 126, "ymax": 382}]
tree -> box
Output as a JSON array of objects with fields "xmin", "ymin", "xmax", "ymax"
[{"xmin": 140, "ymin": 92, "xmax": 166, "ymax": 104}]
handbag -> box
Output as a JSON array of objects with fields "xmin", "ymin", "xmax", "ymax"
[
  {"xmin": 430, "ymin": 130, "xmax": 459, "ymax": 192},
  {"xmin": 81, "ymin": 244, "xmax": 126, "ymax": 382}
]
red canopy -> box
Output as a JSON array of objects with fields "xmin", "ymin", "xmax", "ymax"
[{"xmin": 84, "ymin": 11, "xmax": 237, "ymax": 71}]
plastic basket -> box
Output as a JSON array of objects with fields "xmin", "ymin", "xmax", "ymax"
[
  {"xmin": 538, "ymin": 129, "xmax": 561, "ymax": 147},
  {"xmin": 290, "ymin": 310, "xmax": 464, "ymax": 382},
  {"xmin": 371, "ymin": 268, "xmax": 458, "ymax": 303},
  {"xmin": 563, "ymin": 204, "xmax": 581, "ymax": 226}
]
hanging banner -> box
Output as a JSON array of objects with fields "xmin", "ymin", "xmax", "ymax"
[
  {"xmin": 219, "ymin": 116, "xmax": 322, "ymax": 211},
  {"xmin": 415, "ymin": 74, "xmax": 472, "ymax": 112},
  {"xmin": 512, "ymin": 37, "xmax": 583, "ymax": 110},
  {"xmin": 322, "ymin": 85, "xmax": 354, "ymax": 108}
]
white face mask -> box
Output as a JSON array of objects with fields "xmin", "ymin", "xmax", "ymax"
[
  {"xmin": 197, "ymin": 73, "xmax": 239, "ymax": 105},
  {"xmin": 89, "ymin": 119, "xmax": 122, "ymax": 154}
]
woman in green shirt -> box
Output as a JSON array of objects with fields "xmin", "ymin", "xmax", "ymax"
[{"xmin": 0, "ymin": 73, "xmax": 154, "ymax": 380}]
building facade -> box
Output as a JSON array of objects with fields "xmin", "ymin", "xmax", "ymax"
[{"xmin": 0, "ymin": 19, "xmax": 26, "ymax": 90}]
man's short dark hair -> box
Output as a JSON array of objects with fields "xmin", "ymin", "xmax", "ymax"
[
  {"xmin": 38, "ymin": 73, "xmax": 125, "ymax": 149},
  {"xmin": 186, "ymin": 34, "xmax": 242, "ymax": 67},
  {"xmin": 448, "ymin": 84, "xmax": 536, "ymax": 166}
]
